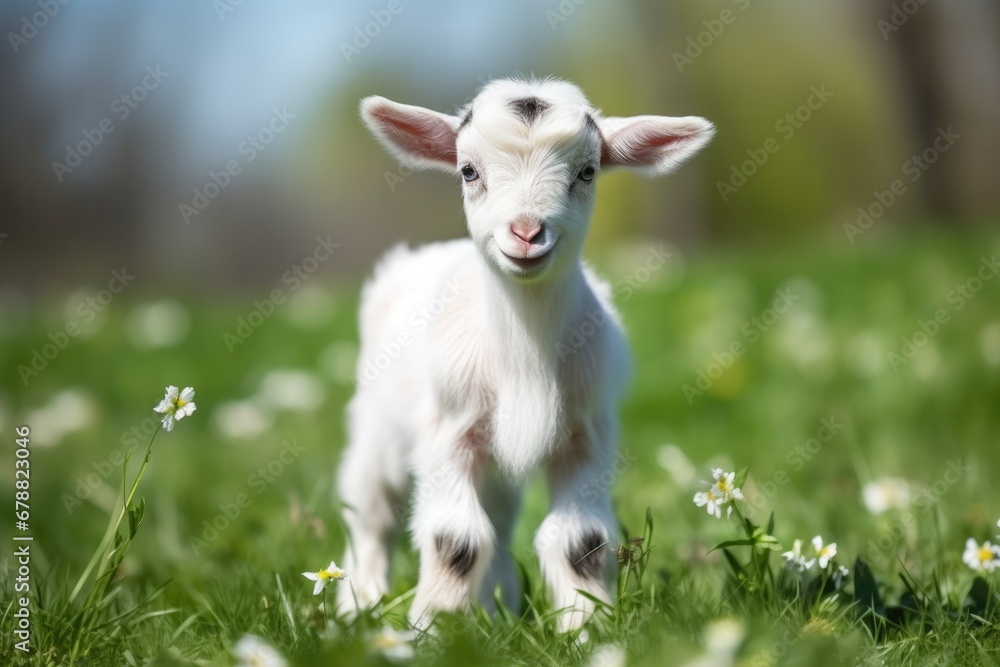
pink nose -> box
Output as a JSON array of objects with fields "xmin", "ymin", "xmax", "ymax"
[{"xmin": 511, "ymin": 222, "xmax": 542, "ymax": 243}]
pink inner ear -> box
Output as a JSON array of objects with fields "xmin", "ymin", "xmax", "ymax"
[
  {"xmin": 370, "ymin": 107, "xmax": 457, "ymax": 165},
  {"xmin": 602, "ymin": 128, "xmax": 695, "ymax": 167}
]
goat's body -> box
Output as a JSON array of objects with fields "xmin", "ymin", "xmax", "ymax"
[
  {"xmin": 352, "ymin": 239, "xmax": 628, "ymax": 474},
  {"xmin": 338, "ymin": 240, "xmax": 629, "ymax": 620},
  {"xmin": 336, "ymin": 77, "xmax": 712, "ymax": 630}
]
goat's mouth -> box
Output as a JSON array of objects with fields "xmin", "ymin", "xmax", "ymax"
[{"xmin": 500, "ymin": 246, "xmax": 555, "ymax": 273}]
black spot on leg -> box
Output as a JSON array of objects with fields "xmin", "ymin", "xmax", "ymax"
[
  {"xmin": 569, "ymin": 530, "xmax": 606, "ymax": 579},
  {"xmin": 435, "ymin": 533, "xmax": 478, "ymax": 578},
  {"xmin": 509, "ymin": 97, "xmax": 549, "ymax": 125}
]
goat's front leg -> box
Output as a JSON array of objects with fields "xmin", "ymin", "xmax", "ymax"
[
  {"xmin": 535, "ymin": 419, "xmax": 618, "ymax": 633},
  {"xmin": 408, "ymin": 417, "xmax": 494, "ymax": 629}
]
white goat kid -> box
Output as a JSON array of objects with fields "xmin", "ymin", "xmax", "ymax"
[{"xmin": 337, "ymin": 78, "xmax": 713, "ymax": 631}]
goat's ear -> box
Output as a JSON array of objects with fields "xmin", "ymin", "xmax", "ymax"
[
  {"xmin": 360, "ymin": 96, "xmax": 459, "ymax": 172},
  {"xmin": 598, "ymin": 115, "xmax": 714, "ymax": 176}
]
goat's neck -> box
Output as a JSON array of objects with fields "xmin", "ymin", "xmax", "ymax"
[
  {"xmin": 479, "ymin": 258, "xmax": 584, "ymax": 366},
  {"xmin": 475, "ymin": 257, "xmax": 582, "ymax": 475}
]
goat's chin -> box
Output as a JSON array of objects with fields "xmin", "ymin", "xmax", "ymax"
[{"xmin": 491, "ymin": 244, "xmax": 561, "ymax": 283}]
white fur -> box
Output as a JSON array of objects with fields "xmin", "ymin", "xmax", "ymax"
[{"xmin": 337, "ymin": 78, "xmax": 713, "ymax": 631}]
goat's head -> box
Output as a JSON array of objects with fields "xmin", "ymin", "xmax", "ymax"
[{"xmin": 361, "ymin": 78, "xmax": 714, "ymax": 282}]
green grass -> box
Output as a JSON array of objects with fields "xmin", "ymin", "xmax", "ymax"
[{"xmin": 2, "ymin": 230, "xmax": 1000, "ymax": 665}]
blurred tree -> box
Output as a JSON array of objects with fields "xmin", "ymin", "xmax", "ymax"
[
  {"xmin": 873, "ymin": 0, "xmax": 1000, "ymax": 222},
  {"xmin": 631, "ymin": 1, "xmax": 713, "ymax": 246}
]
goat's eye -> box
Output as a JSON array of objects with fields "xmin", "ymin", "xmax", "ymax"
[
  {"xmin": 461, "ymin": 165, "xmax": 479, "ymax": 182},
  {"xmin": 578, "ymin": 165, "xmax": 596, "ymax": 182}
]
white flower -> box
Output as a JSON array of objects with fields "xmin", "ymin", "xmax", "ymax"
[
  {"xmin": 693, "ymin": 468, "xmax": 743, "ymax": 519},
  {"xmin": 153, "ymin": 386, "xmax": 196, "ymax": 431},
  {"xmin": 213, "ymin": 399, "xmax": 272, "ymax": 440},
  {"xmin": 782, "ymin": 539, "xmax": 815, "ymax": 572},
  {"xmin": 126, "ymin": 300, "xmax": 190, "ymax": 349},
  {"xmin": 657, "ymin": 444, "xmax": 695, "ymax": 486},
  {"xmin": 232, "ymin": 634, "xmax": 287, "ymax": 667},
  {"xmin": 257, "ymin": 370, "xmax": 325, "ymax": 412},
  {"xmin": 710, "ymin": 468, "xmax": 745, "ymax": 502},
  {"xmin": 587, "ymin": 644, "xmax": 627, "ymax": 667},
  {"xmin": 25, "ymin": 388, "xmax": 97, "ymax": 447},
  {"xmin": 704, "ymin": 618, "xmax": 745, "ymax": 656},
  {"xmin": 963, "ymin": 538, "xmax": 1000, "ymax": 573},
  {"xmin": 862, "ymin": 477, "xmax": 911, "ymax": 515},
  {"xmin": 369, "ymin": 628, "xmax": 416, "ymax": 661},
  {"xmin": 811, "ymin": 535, "xmax": 837, "ymax": 569},
  {"xmin": 694, "ymin": 488, "xmax": 725, "ymax": 519},
  {"xmin": 302, "ymin": 560, "xmax": 348, "ymax": 595},
  {"xmin": 783, "ymin": 536, "xmax": 838, "ymax": 571}
]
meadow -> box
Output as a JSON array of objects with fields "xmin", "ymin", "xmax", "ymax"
[{"xmin": 2, "ymin": 230, "xmax": 1000, "ymax": 666}]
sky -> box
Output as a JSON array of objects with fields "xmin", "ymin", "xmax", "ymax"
[{"xmin": 11, "ymin": 0, "xmax": 565, "ymax": 181}]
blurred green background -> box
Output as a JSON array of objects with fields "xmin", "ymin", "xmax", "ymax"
[{"xmin": 1, "ymin": 0, "xmax": 999, "ymax": 663}]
